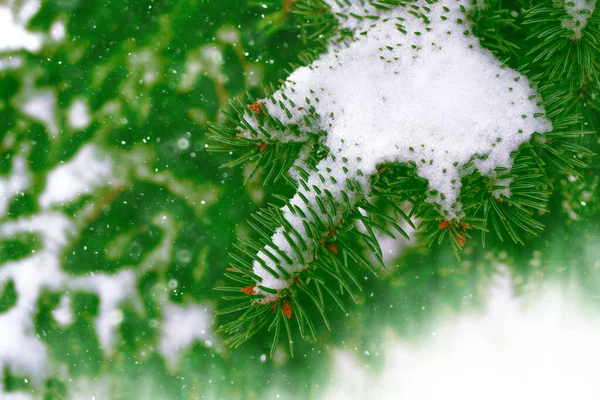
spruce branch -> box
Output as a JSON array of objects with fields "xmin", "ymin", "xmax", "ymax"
[
  {"xmin": 524, "ymin": 0, "xmax": 600, "ymax": 86},
  {"xmin": 211, "ymin": 0, "xmax": 597, "ymax": 356}
]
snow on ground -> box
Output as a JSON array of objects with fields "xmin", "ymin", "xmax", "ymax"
[{"xmin": 322, "ymin": 273, "xmax": 600, "ymax": 400}]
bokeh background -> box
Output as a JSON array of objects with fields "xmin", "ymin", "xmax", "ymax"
[{"xmin": 1, "ymin": 0, "xmax": 599, "ymax": 399}]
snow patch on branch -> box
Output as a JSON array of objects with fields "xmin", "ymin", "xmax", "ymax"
[
  {"xmin": 244, "ymin": 0, "xmax": 552, "ymax": 291},
  {"xmin": 562, "ymin": 0, "xmax": 597, "ymax": 39}
]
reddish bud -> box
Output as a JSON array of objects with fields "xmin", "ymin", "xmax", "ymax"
[
  {"xmin": 327, "ymin": 242, "xmax": 338, "ymax": 254},
  {"xmin": 241, "ymin": 286, "xmax": 255, "ymax": 295},
  {"xmin": 283, "ymin": 0, "xmax": 296, "ymax": 12},
  {"xmin": 248, "ymin": 102, "xmax": 262, "ymax": 115},
  {"xmin": 456, "ymin": 234, "xmax": 466, "ymax": 247},
  {"xmin": 282, "ymin": 301, "xmax": 292, "ymax": 319},
  {"xmin": 438, "ymin": 220, "xmax": 450, "ymax": 229},
  {"xmin": 259, "ymin": 143, "xmax": 268, "ymax": 152},
  {"xmin": 462, "ymin": 223, "xmax": 471, "ymax": 230},
  {"xmin": 378, "ymin": 165, "xmax": 389, "ymax": 175}
]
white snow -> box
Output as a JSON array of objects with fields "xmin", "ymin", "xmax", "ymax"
[
  {"xmin": 67, "ymin": 98, "xmax": 91, "ymax": 130},
  {"xmin": 0, "ymin": 5, "xmax": 42, "ymax": 52},
  {"xmin": 216, "ymin": 26, "xmax": 240, "ymax": 44},
  {"xmin": 0, "ymin": 392, "xmax": 33, "ymax": 400},
  {"xmin": 67, "ymin": 377, "xmax": 112, "ymax": 400},
  {"xmin": 49, "ymin": 20, "xmax": 66, "ymax": 42},
  {"xmin": 21, "ymin": 91, "xmax": 59, "ymax": 137},
  {"xmin": 321, "ymin": 273, "xmax": 600, "ymax": 400},
  {"xmin": 562, "ymin": 0, "xmax": 597, "ymax": 38},
  {"xmin": 0, "ymin": 141, "xmax": 222, "ymax": 384},
  {"xmin": 0, "ymin": 56, "xmax": 23, "ymax": 71},
  {"xmin": 68, "ymin": 270, "xmax": 136, "ymax": 352},
  {"xmin": 39, "ymin": 145, "xmax": 112, "ymax": 208},
  {"xmin": 0, "ymin": 214, "xmax": 74, "ymax": 380},
  {"xmin": 0, "ymin": 145, "xmax": 129, "ymax": 379},
  {"xmin": 14, "ymin": 0, "xmax": 41, "ymax": 25},
  {"xmin": 242, "ymin": 0, "xmax": 552, "ymax": 292},
  {"xmin": 52, "ymin": 294, "xmax": 73, "ymax": 326},
  {"xmin": 0, "ymin": 155, "xmax": 30, "ymax": 216},
  {"xmin": 159, "ymin": 301, "xmax": 217, "ymax": 371}
]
